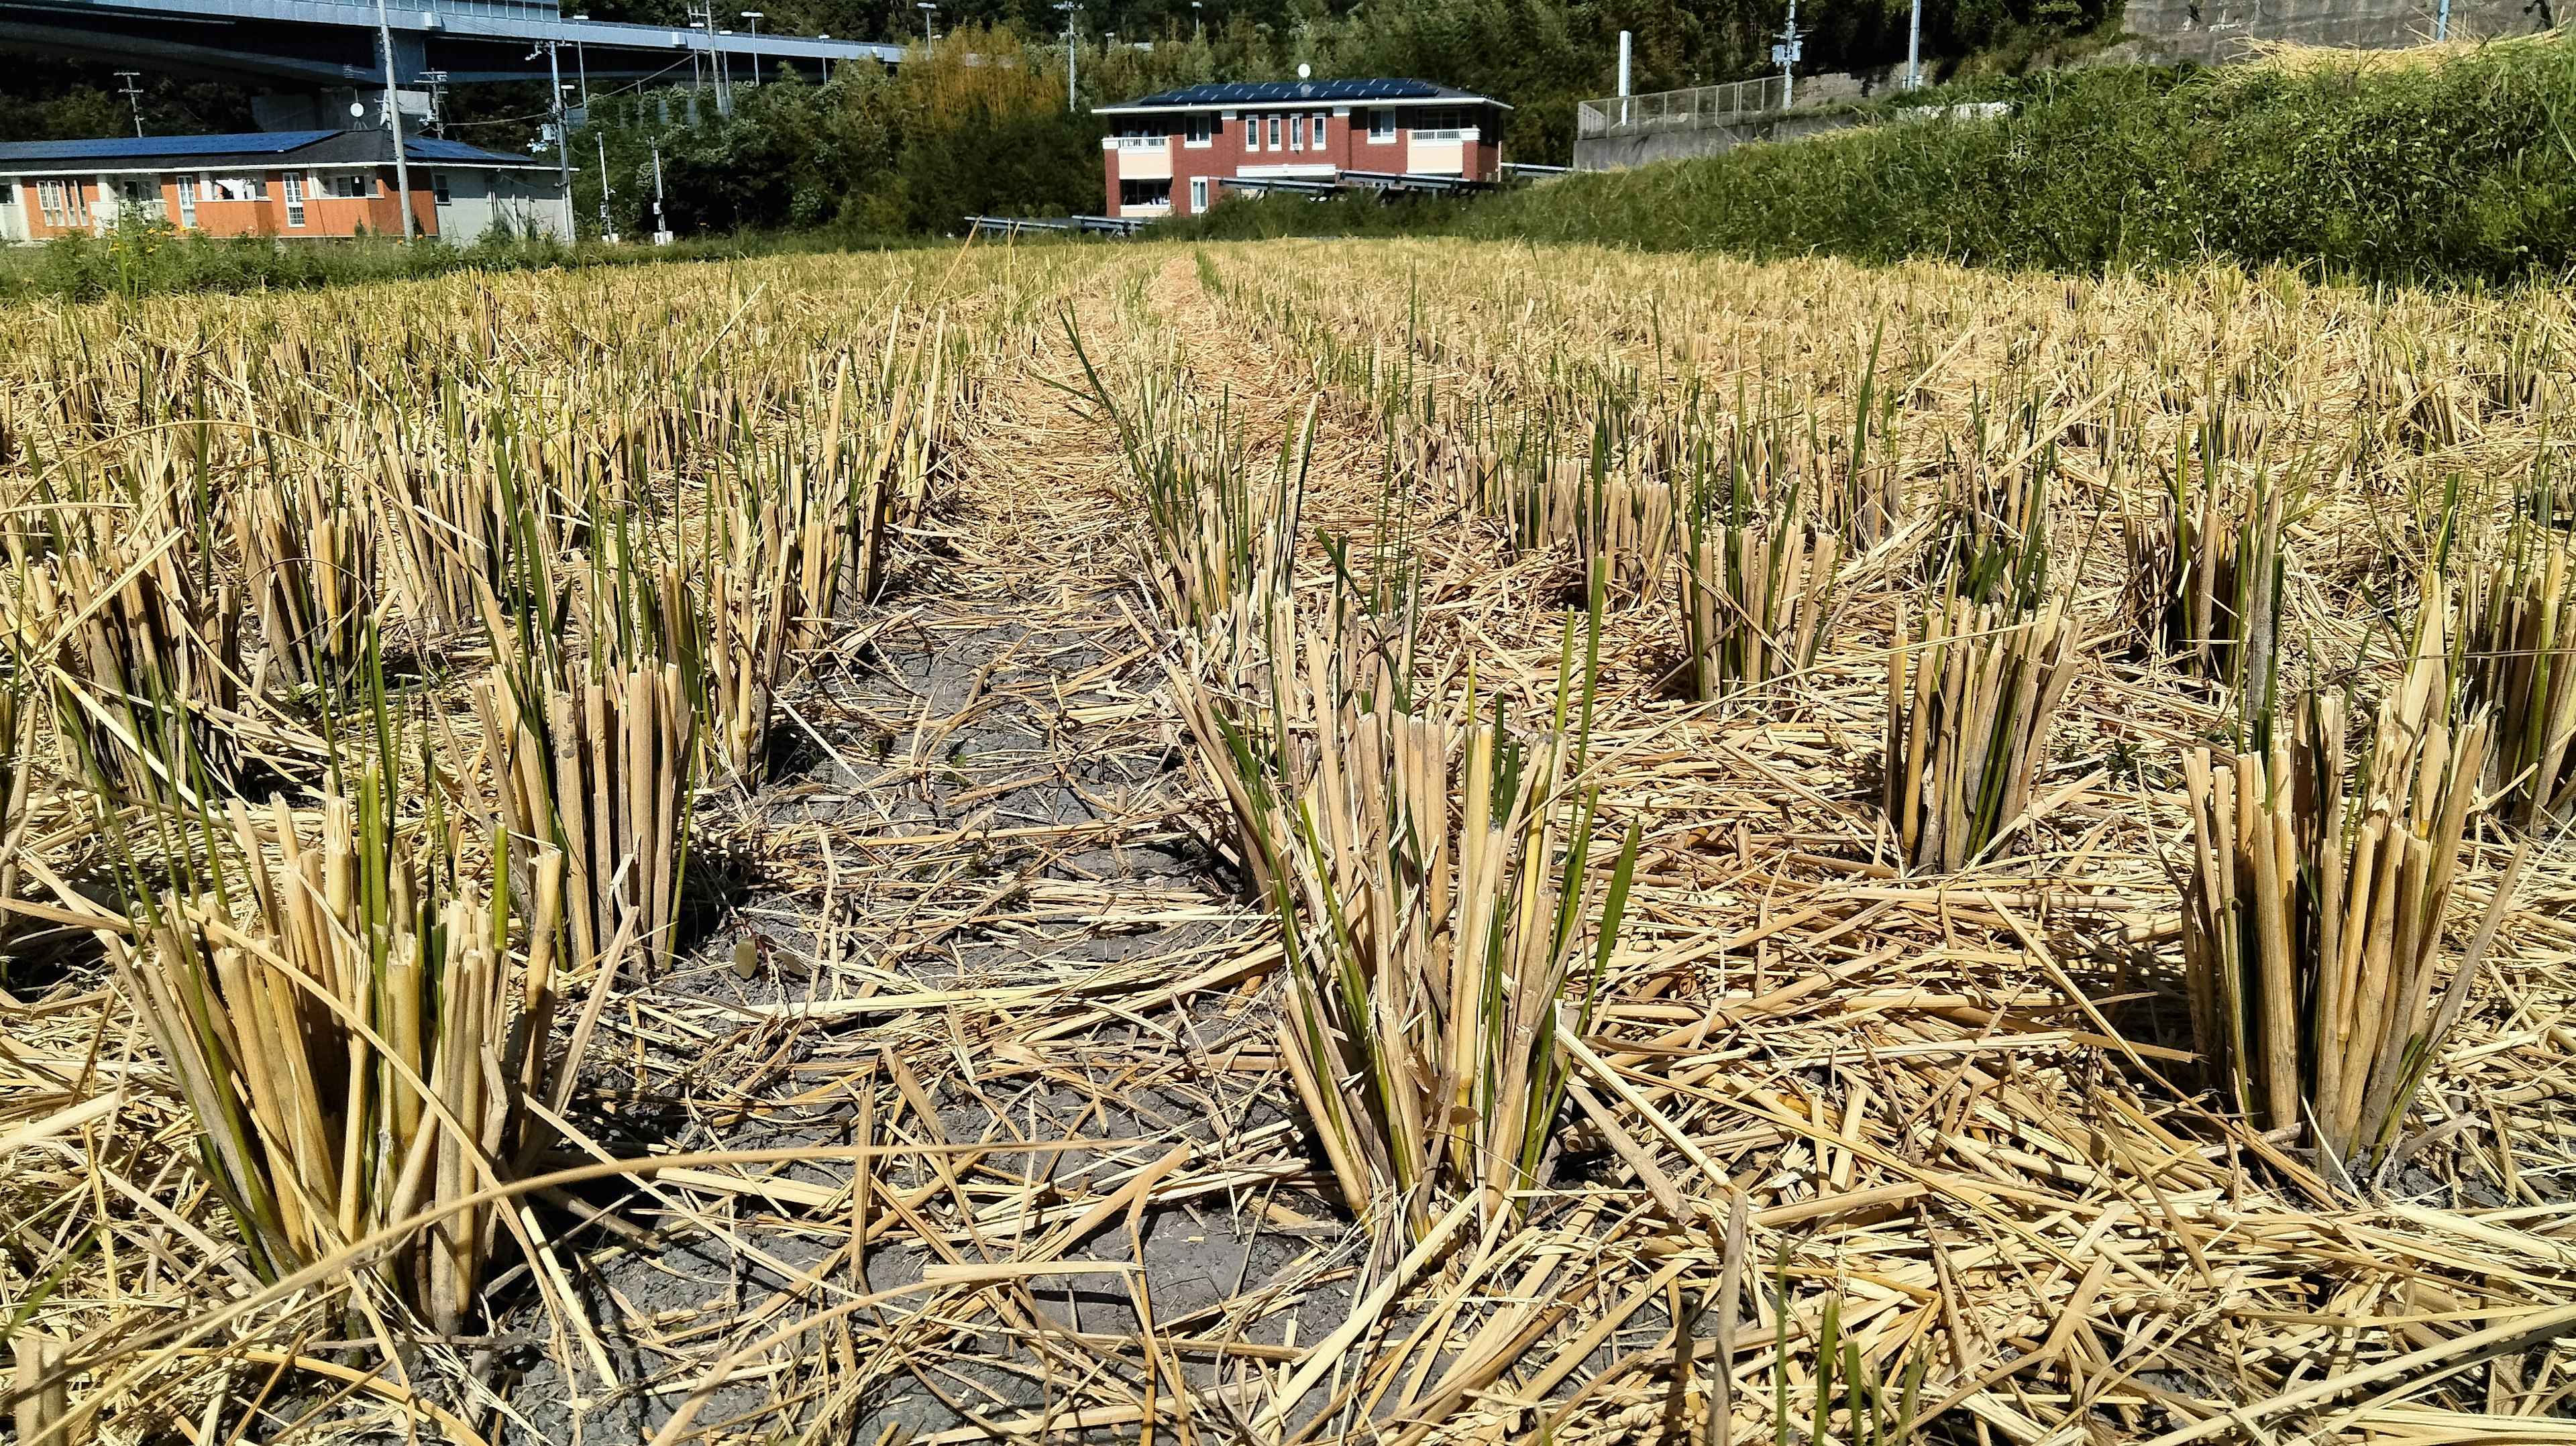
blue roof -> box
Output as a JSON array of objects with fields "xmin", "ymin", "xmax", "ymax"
[
  {"xmin": 402, "ymin": 136, "xmax": 528, "ymax": 163},
  {"xmin": 0, "ymin": 131, "xmax": 335, "ymax": 163},
  {"xmin": 0, "ymin": 131, "xmax": 530, "ymax": 166},
  {"xmin": 1097, "ymin": 78, "xmax": 1502, "ymax": 111}
]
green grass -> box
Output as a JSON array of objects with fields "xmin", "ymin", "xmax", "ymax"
[
  {"xmin": 0, "ymin": 219, "xmax": 958, "ymax": 302},
  {"xmin": 1462, "ymin": 38, "xmax": 2576, "ymax": 283},
  {"xmin": 1149, "ymin": 190, "xmax": 1477, "ymax": 242}
]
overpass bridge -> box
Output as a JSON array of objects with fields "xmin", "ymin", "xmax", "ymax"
[{"xmin": 0, "ymin": 0, "xmax": 902, "ymax": 93}]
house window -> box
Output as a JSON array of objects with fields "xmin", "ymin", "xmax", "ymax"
[
  {"xmin": 1311, "ymin": 113, "xmax": 1328, "ymax": 148},
  {"xmin": 1411, "ymin": 107, "xmax": 1475, "ymax": 141},
  {"xmin": 117, "ymin": 178, "xmax": 164, "ymax": 221},
  {"xmin": 1368, "ymin": 109, "xmax": 1397, "ymax": 143},
  {"xmin": 176, "ymin": 176, "xmax": 197, "ymax": 227},
  {"xmin": 1266, "ymin": 113, "xmax": 1280, "ymax": 150},
  {"xmin": 328, "ymin": 172, "xmax": 373, "ymax": 199},
  {"xmin": 431, "ymin": 172, "xmax": 451, "ymax": 206},
  {"xmin": 1183, "ymin": 113, "xmax": 1212, "ymax": 146},
  {"xmin": 1189, "ymin": 176, "xmax": 1208, "ymax": 212},
  {"xmin": 36, "ymin": 180, "xmax": 86, "ymax": 228},
  {"xmin": 1289, "ymin": 114, "xmax": 1303, "ymax": 151},
  {"xmin": 1118, "ymin": 177, "xmax": 1171, "ymax": 211},
  {"xmin": 0, "ymin": 180, "xmax": 12, "ymax": 206},
  {"xmin": 282, "ymin": 172, "xmax": 306, "ymax": 227},
  {"xmin": 210, "ymin": 176, "xmax": 264, "ymax": 201}
]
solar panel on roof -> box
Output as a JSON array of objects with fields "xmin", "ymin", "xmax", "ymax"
[
  {"xmin": 1100, "ymin": 76, "xmax": 1487, "ymax": 110},
  {"xmin": 405, "ymin": 137, "xmax": 528, "ymax": 163},
  {"xmin": 0, "ymin": 131, "xmax": 335, "ymax": 163}
]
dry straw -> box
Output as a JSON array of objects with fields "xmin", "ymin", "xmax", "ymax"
[
  {"xmin": 1678, "ymin": 440, "xmax": 1845, "ymax": 704},
  {"xmin": 69, "ymin": 624, "xmax": 577, "ymax": 1331},
  {"xmin": 2456, "ymin": 505, "xmax": 2576, "ymax": 824},
  {"xmin": 8, "ymin": 515, "xmax": 244, "ymax": 809},
  {"xmin": 1881, "ymin": 592, "xmax": 2085, "ymax": 873},
  {"xmin": 1171, "ymin": 599, "xmax": 1639, "ymax": 1238},
  {"xmin": 2124, "ymin": 416, "xmax": 2292, "ymax": 710},
  {"xmin": 2178, "ymin": 606, "xmax": 2525, "ymax": 1172},
  {"xmin": 234, "ymin": 471, "xmax": 374, "ymax": 696}
]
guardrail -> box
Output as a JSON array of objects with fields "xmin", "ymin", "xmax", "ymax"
[{"xmin": 1576, "ymin": 76, "xmax": 1792, "ymax": 137}]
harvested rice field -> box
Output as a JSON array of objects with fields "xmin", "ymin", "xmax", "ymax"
[{"xmin": 8, "ymin": 239, "xmax": 2576, "ymax": 1446}]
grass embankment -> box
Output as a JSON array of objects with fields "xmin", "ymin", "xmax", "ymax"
[{"xmin": 1169, "ymin": 36, "xmax": 2576, "ymax": 284}]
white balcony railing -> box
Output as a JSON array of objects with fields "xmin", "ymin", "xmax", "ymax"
[{"xmin": 1407, "ymin": 127, "xmax": 1479, "ymax": 144}]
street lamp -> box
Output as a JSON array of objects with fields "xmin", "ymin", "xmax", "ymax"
[
  {"xmin": 916, "ymin": 2, "xmax": 935, "ymax": 44},
  {"xmin": 1055, "ymin": 1, "xmax": 1080, "ymax": 109},
  {"xmin": 1191, "ymin": 1, "xmax": 1201, "ymax": 38},
  {"xmin": 740, "ymin": 11, "xmax": 761, "ymax": 85}
]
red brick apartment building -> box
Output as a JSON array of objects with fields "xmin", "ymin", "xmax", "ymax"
[
  {"xmin": 1093, "ymin": 78, "xmax": 1508, "ymax": 221},
  {"xmin": 0, "ymin": 129, "xmax": 568, "ymax": 243}
]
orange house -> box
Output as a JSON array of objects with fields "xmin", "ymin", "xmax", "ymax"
[{"xmin": 0, "ymin": 129, "xmax": 568, "ymax": 243}]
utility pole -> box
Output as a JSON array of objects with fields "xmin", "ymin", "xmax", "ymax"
[
  {"xmin": 1770, "ymin": 0, "xmax": 1802, "ymax": 109},
  {"xmin": 741, "ymin": 11, "xmax": 762, "ymax": 84},
  {"xmin": 596, "ymin": 132, "xmax": 616, "ymax": 241},
  {"xmin": 372, "ymin": 0, "xmax": 415, "ymax": 239},
  {"xmin": 547, "ymin": 42, "xmax": 574, "ymax": 240},
  {"xmin": 651, "ymin": 139, "xmax": 672, "ymax": 243},
  {"xmin": 572, "ymin": 15, "xmax": 590, "ymax": 101},
  {"xmin": 1615, "ymin": 31, "xmax": 1629, "ymax": 125},
  {"xmin": 1057, "ymin": 1, "xmax": 1079, "ymax": 109},
  {"xmin": 419, "ymin": 68, "xmax": 449, "ymax": 135},
  {"xmin": 2435, "ymin": 0, "xmax": 2451, "ymax": 39},
  {"xmin": 1904, "ymin": 0, "xmax": 1922, "ymax": 86},
  {"xmin": 115, "ymin": 72, "xmax": 145, "ymax": 137},
  {"xmin": 688, "ymin": 5, "xmax": 727, "ymax": 116}
]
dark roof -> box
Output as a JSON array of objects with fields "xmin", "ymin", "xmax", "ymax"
[
  {"xmin": 0, "ymin": 130, "xmax": 547, "ymax": 170},
  {"xmin": 0, "ymin": 131, "xmax": 337, "ymax": 162},
  {"xmin": 1095, "ymin": 78, "xmax": 1505, "ymax": 112}
]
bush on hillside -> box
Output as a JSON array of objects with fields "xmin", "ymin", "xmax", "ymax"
[{"xmin": 1465, "ymin": 38, "xmax": 2576, "ymax": 282}]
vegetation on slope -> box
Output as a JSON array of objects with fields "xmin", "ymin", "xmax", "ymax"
[{"xmin": 1460, "ymin": 35, "xmax": 2576, "ymax": 282}]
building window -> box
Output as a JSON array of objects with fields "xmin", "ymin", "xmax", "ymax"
[
  {"xmin": 0, "ymin": 180, "xmax": 12, "ymax": 206},
  {"xmin": 1118, "ymin": 177, "xmax": 1171, "ymax": 211},
  {"xmin": 118, "ymin": 178, "xmax": 164, "ymax": 221},
  {"xmin": 176, "ymin": 176, "xmax": 197, "ymax": 227},
  {"xmin": 1189, "ymin": 176, "xmax": 1208, "ymax": 212},
  {"xmin": 431, "ymin": 172, "xmax": 451, "ymax": 206},
  {"xmin": 1410, "ymin": 107, "xmax": 1476, "ymax": 141},
  {"xmin": 1289, "ymin": 114, "xmax": 1303, "ymax": 151},
  {"xmin": 1266, "ymin": 113, "xmax": 1280, "ymax": 150},
  {"xmin": 1311, "ymin": 112, "xmax": 1328, "ymax": 148},
  {"xmin": 210, "ymin": 176, "xmax": 264, "ymax": 201},
  {"xmin": 282, "ymin": 172, "xmax": 306, "ymax": 227},
  {"xmin": 36, "ymin": 180, "xmax": 86, "ymax": 228},
  {"xmin": 328, "ymin": 172, "xmax": 374, "ymax": 199},
  {"xmin": 1183, "ymin": 113, "xmax": 1212, "ymax": 147},
  {"xmin": 1368, "ymin": 109, "xmax": 1397, "ymax": 143}
]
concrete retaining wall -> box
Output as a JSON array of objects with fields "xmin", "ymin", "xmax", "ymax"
[{"xmin": 1573, "ymin": 110, "xmax": 1862, "ymax": 170}]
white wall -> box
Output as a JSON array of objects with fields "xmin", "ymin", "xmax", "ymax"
[{"xmin": 431, "ymin": 168, "xmax": 570, "ymax": 244}]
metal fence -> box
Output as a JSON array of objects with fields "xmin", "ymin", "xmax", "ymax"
[{"xmin": 1576, "ymin": 75, "xmax": 1791, "ymax": 137}]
